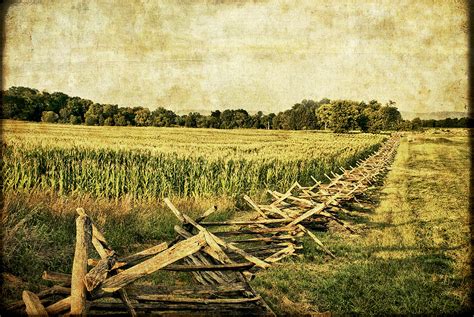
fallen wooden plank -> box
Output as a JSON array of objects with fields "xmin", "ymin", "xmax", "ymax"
[
  {"xmin": 264, "ymin": 244, "xmax": 296, "ymax": 263},
  {"xmin": 195, "ymin": 205, "xmax": 217, "ymax": 223},
  {"xmin": 243, "ymin": 195, "xmax": 268, "ymax": 218},
  {"xmin": 297, "ymin": 224, "xmax": 336, "ymax": 258},
  {"xmin": 85, "ymin": 255, "xmax": 117, "ymax": 292},
  {"xmin": 184, "ymin": 213, "xmax": 271, "ymax": 269},
  {"xmin": 173, "ymin": 225, "xmax": 233, "ymax": 285},
  {"xmin": 89, "ymin": 301, "xmax": 263, "ymax": 312},
  {"xmin": 45, "ymin": 297, "xmax": 71, "ymax": 315},
  {"xmin": 98, "ymin": 232, "xmax": 207, "ymax": 293},
  {"xmin": 231, "ymin": 236, "xmax": 296, "ymax": 243},
  {"xmin": 320, "ymin": 211, "xmax": 356, "ymax": 233},
  {"xmin": 286, "ymin": 195, "xmax": 339, "ymax": 227},
  {"xmin": 77, "ymin": 209, "xmax": 138, "ymax": 314},
  {"xmin": 214, "ymin": 226, "xmax": 298, "ymax": 236},
  {"xmin": 119, "ymin": 287, "xmax": 137, "ymax": 317},
  {"xmin": 70, "ymin": 214, "xmax": 92, "ymax": 316},
  {"xmin": 166, "ymin": 200, "xmax": 271, "ymax": 269},
  {"xmin": 163, "ymin": 198, "xmax": 185, "ymax": 223},
  {"xmin": 125, "ymin": 283, "xmax": 248, "ymax": 297},
  {"xmin": 134, "ymin": 294, "xmax": 262, "ymax": 304},
  {"xmin": 7, "ymin": 285, "xmax": 70, "ymax": 311},
  {"xmin": 271, "ymin": 190, "xmax": 314, "ymax": 208},
  {"xmin": 165, "ymin": 262, "xmax": 254, "ymax": 271},
  {"xmin": 183, "ymin": 257, "xmax": 212, "ymax": 285},
  {"xmin": 269, "ymin": 182, "xmax": 299, "ymax": 206},
  {"xmin": 22, "ymin": 290, "xmax": 48, "ymax": 317},
  {"xmin": 42, "ymin": 271, "xmax": 71, "ymax": 285},
  {"xmin": 200, "ymin": 218, "xmax": 290, "ymax": 226},
  {"xmin": 76, "ymin": 208, "xmax": 112, "ymax": 258},
  {"xmin": 87, "ymin": 259, "xmax": 254, "ymax": 272},
  {"xmin": 119, "ymin": 242, "xmax": 168, "ymax": 266},
  {"xmin": 185, "ymin": 255, "xmax": 230, "ymax": 285}
]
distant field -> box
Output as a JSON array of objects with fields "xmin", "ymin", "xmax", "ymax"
[{"xmin": 2, "ymin": 120, "xmax": 385, "ymax": 198}]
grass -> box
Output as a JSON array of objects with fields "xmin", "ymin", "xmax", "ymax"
[
  {"xmin": 251, "ymin": 130, "xmax": 472, "ymax": 315},
  {"xmin": 0, "ymin": 191, "xmax": 237, "ymax": 305},
  {"xmin": 0, "ymin": 127, "xmax": 470, "ymax": 315},
  {"xmin": 2, "ymin": 120, "xmax": 384, "ymax": 198}
]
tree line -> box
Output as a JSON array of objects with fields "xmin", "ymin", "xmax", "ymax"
[{"xmin": 2, "ymin": 86, "xmax": 471, "ymax": 132}]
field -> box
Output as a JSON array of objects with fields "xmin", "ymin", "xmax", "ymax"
[
  {"xmin": 1, "ymin": 121, "xmax": 471, "ymax": 314},
  {"xmin": 253, "ymin": 129, "xmax": 471, "ymax": 315},
  {"xmin": 2, "ymin": 120, "xmax": 385, "ymax": 199}
]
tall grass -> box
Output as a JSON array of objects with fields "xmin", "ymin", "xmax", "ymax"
[
  {"xmin": 0, "ymin": 191, "xmax": 237, "ymax": 304},
  {"xmin": 2, "ymin": 120, "xmax": 385, "ymax": 199}
]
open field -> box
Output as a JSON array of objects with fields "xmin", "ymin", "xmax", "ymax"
[
  {"xmin": 253, "ymin": 130, "xmax": 471, "ymax": 315},
  {"xmin": 1, "ymin": 124, "xmax": 471, "ymax": 315},
  {"xmin": 2, "ymin": 120, "xmax": 385, "ymax": 198}
]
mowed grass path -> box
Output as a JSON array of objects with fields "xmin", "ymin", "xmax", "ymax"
[{"xmin": 252, "ymin": 131, "xmax": 471, "ymax": 315}]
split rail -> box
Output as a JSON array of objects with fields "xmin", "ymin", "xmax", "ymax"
[{"xmin": 13, "ymin": 135, "xmax": 400, "ymax": 316}]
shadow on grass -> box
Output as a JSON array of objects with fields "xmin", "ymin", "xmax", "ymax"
[{"xmin": 253, "ymin": 252, "xmax": 470, "ymax": 316}]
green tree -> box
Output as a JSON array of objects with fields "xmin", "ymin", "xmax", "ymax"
[
  {"xmin": 41, "ymin": 111, "xmax": 59, "ymax": 123},
  {"xmin": 103, "ymin": 117, "xmax": 114, "ymax": 126},
  {"xmin": 411, "ymin": 117, "xmax": 422, "ymax": 130},
  {"xmin": 69, "ymin": 115, "xmax": 82, "ymax": 125},
  {"xmin": 185, "ymin": 112, "xmax": 201, "ymax": 128},
  {"xmin": 150, "ymin": 107, "xmax": 176, "ymax": 127},
  {"xmin": 328, "ymin": 100, "xmax": 359, "ymax": 133},
  {"xmin": 84, "ymin": 103, "xmax": 104, "ymax": 126},
  {"xmin": 316, "ymin": 104, "xmax": 333, "ymax": 130},
  {"xmin": 135, "ymin": 108, "xmax": 151, "ymax": 126}
]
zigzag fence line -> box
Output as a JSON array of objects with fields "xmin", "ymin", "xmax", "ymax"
[{"xmin": 12, "ymin": 135, "xmax": 400, "ymax": 316}]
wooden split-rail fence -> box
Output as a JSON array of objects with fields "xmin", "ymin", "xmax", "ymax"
[{"xmin": 13, "ymin": 135, "xmax": 400, "ymax": 316}]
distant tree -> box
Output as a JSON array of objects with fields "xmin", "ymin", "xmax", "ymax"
[
  {"xmin": 251, "ymin": 111, "xmax": 264, "ymax": 129},
  {"xmin": 2, "ymin": 86, "xmax": 43, "ymax": 121},
  {"xmin": 85, "ymin": 114, "xmax": 98, "ymax": 126},
  {"xmin": 234, "ymin": 109, "xmax": 250, "ymax": 128},
  {"xmin": 103, "ymin": 117, "xmax": 114, "ymax": 126},
  {"xmin": 41, "ymin": 111, "xmax": 59, "ymax": 123},
  {"xmin": 220, "ymin": 109, "xmax": 235, "ymax": 129},
  {"xmin": 58, "ymin": 107, "xmax": 72, "ymax": 123},
  {"xmin": 150, "ymin": 107, "xmax": 176, "ymax": 127},
  {"xmin": 411, "ymin": 117, "xmax": 422, "ymax": 130},
  {"xmin": 206, "ymin": 110, "xmax": 221, "ymax": 128},
  {"xmin": 48, "ymin": 92, "xmax": 70, "ymax": 114},
  {"xmin": 272, "ymin": 113, "xmax": 283, "ymax": 129},
  {"xmin": 114, "ymin": 115, "xmax": 127, "ymax": 126},
  {"xmin": 135, "ymin": 108, "xmax": 151, "ymax": 126},
  {"xmin": 103, "ymin": 104, "xmax": 118, "ymax": 122},
  {"xmin": 318, "ymin": 97, "xmax": 331, "ymax": 105},
  {"xmin": 379, "ymin": 103, "xmax": 402, "ymax": 130},
  {"xmin": 2, "ymin": 85, "xmax": 411, "ymax": 132},
  {"xmin": 69, "ymin": 115, "xmax": 82, "ymax": 125},
  {"xmin": 327, "ymin": 100, "xmax": 359, "ymax": 133},
  {"xmin": 185, "ymin": 112, "xmax": 201, "ymax": 128},
  {"xmin": 60, "ymin": 97, "xmax": 92, "ymax": 124},
  {"xmin": 116, "ymin": 107, "xmax": 136, "ymax": 126},
  {"xmin": 197, "ymin": 115, "xmax": 210, "ymax": 128},
  {"xmin": 316, "ymin": 104, "xmax": 332, "ymax": 130},
  {"xmin": 261, "ymin": 113, "xmax": 275, "ymax": 129},
  {"xmin": 84, "ymin": 103, "xmax": 104, "ymax": 126}
]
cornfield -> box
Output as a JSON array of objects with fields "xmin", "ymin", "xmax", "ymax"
[{"xmin": 2, "ymin": 120, "xmax": 386, "ymax": 199}]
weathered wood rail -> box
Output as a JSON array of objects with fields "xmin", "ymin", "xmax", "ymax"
[{"xmin": 13, "ymin": 135, "xmax": 399, "ymax": 316}]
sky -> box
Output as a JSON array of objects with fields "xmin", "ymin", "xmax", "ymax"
[{"xmin": 1, "ymin": 0, "xmax": 468, "ymax": 114}]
